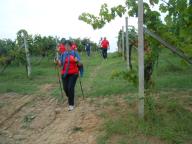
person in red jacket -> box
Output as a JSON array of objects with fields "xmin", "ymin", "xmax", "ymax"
[
  {"xmin": 57, "ymin": 38, "xmax": 66, "ymax": 54},
  {"xmin": 58, "ymin": 43, "xmax": 66, "ymax": 54},
  {"xmin": 57, "ymin": 40, "xmax": 81, "ymax": 111},
  {"xmin": 71, "ymin": 41, "xmax": 78, "ymax": 51},
  {"xmin": 101, "ymin": 37, "xmax": 110, "ymax": 59}
]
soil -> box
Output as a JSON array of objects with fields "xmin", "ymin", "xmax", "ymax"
[{"xmin": 0, "ymin": 92, "xmax": 102, "ymax": 144}]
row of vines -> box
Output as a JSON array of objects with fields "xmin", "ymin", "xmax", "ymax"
[{"xmin": 0, "ymin": 30, "xmax": 99, "ymax": 76}]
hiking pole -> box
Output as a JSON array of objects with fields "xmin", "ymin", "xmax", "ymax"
[
  {"xmin": 55, "ymin": 36, "xmax": 64, "ymax": 102},
  {"xmin": 79, "ymin": 76, "xmax": 85, "ymax": 100},
  {"xmin": 55, "ymin": 63, "xmax": 64, "ymax": 100}
]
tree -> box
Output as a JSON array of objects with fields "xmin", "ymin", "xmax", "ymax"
[
  {"xmin": 159, "ymin": 0, "xmax": 192, "ymax": 58},
  {"xmin": 189, "ymin": 0, "xmax": 192, "ymax": 6},
  {"xmin": 70, "ymin": 37, "xmax": 99, "ymax": 52},
  {"xmin": 32, "ymin": 35, "xmax": 57, "ymax": 64},
  {"xmin": 0, "ymin": 39, "xmax": 16, "ymax": 73},
  {"xmin": 79, "ymin": 3, "xmax": 126, "ymax": 30},
  {"xmin": 79, "ymin": 0, "xmax": 192, "ymax": 85}
]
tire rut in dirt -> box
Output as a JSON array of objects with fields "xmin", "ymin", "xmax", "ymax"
[{"xmin": 0, "ymin": 94, "xmax": 35, "ymax": 127}]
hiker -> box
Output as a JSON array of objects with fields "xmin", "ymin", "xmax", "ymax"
[
  {"xmin": 57, "ymin": 38, "xmax": 66, "ymax": 54},
  {"xmin": 71, "ymin": 41, "xmax": 78, "ymax": 51},
  {"xmin": 56, "ymin": 40, "xmax": 82, "ymax": 111},
  {"xmin": 101, "ymin": 37, "xmax": 110, "ymax": 59},
  {"xmin": 85, "ymin": 42, "xmax": 91, "ymax": 57}
]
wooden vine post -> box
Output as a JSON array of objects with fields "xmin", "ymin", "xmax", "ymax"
[
  {"xmin": 17, "ymin": 30, "xmax": 31, "ymax": 78},
  {"xmin": 138, "ymin": 0, "xmax": 144, "ymax": 118},
  {"xmin": 122, "ymin": 26, "xmax": 125, "ymax": 60},
  {"xmin": 125, "ymin": 17, "xmax": 130, "ymax": 70}
]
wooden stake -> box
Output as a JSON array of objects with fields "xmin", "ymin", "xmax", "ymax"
[
  {"xmin": 125, "ymin": 17, "xmax": 130, "ymax": 69},
  {"xmin": 138, "ymin": 0, "xmax": 144, "ymax": 118},
  {"xmin": 23, "ymin": 35, "xmax": 31, "ymax": 78},
  {"xmin": 122, "ymin": 26, "xmax": 125, "ymax": 60}
]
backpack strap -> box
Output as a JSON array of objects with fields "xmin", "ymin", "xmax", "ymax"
[{"xmin": 61, "ymin": 52, "xmax": 70, "ymax": 77}]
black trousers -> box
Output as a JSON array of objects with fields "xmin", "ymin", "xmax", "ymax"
[
  {"xmin": 102, "ymin": 48, "xmax": 108, "ymax": 59},
  {"xmin": 86, "ymin": 49, "xmax": 91, "ymax": 57},
  {"xmin": 62, "ymin": 74, "xmax": 78, "ymax": 106}
]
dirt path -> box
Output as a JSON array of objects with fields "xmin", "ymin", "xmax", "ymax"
[
  {"xmin": 25, "ymin": 100, "xmax": 100, "ymax": 144},
  {"xmin": 0, "ymin": 91, "xmax": 102, "ymax": 144},
  {"xmin": 0, "ymin": 93, "xmax": 35, "ymax": 126}
]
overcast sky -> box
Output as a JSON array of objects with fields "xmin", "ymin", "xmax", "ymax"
[{"xmin": 0, "ymin": 0, "xmax": 138, "ymax": 52}]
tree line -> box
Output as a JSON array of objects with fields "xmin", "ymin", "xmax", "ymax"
[{"xmin": 0, "ymin": 30, "xmax": 99, "ymax": 74}]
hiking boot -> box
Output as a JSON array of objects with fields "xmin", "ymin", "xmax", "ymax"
[{"xmin": 68, "ymin": 105, "xmax": 74, "ymax": 111}]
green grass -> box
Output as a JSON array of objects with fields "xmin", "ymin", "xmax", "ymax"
[
  {"xmin": 97, "ymin": 94, "xmax": 192, "ymax": 144},
  {"xmin": 79, "ymin": 52, "xmax": 137, "ymax": 97},
  {"xmin": 1, "ymin": 50, "xmax": 191, "ymax": 96},
  {"xmin": 0, "ymin": 57, "xmax": 59, "ymax": 95},
  {"xmin": 153, "ymin": 49, "xmax": 192, "ymax": 91}
]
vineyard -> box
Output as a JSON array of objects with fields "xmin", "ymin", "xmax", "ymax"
[
  {"xmin": 0, "ymin": 0, "xmax": 192, "ymax": 144},
  {"xmin": 0, "ymin": 51, "xmax": 192, "ymax": 144}
]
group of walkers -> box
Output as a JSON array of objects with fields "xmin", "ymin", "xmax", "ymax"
[
  {"xmin": 99, "ymin": 37, "xmax": 110, "ymax": 59},
  {"xmin": 55, "ymin": 37, "xmax": 110, "ymax": 111},
  {"xmin": 85, "ymin": 37, "xmax": 110, "ymax": 59}
]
